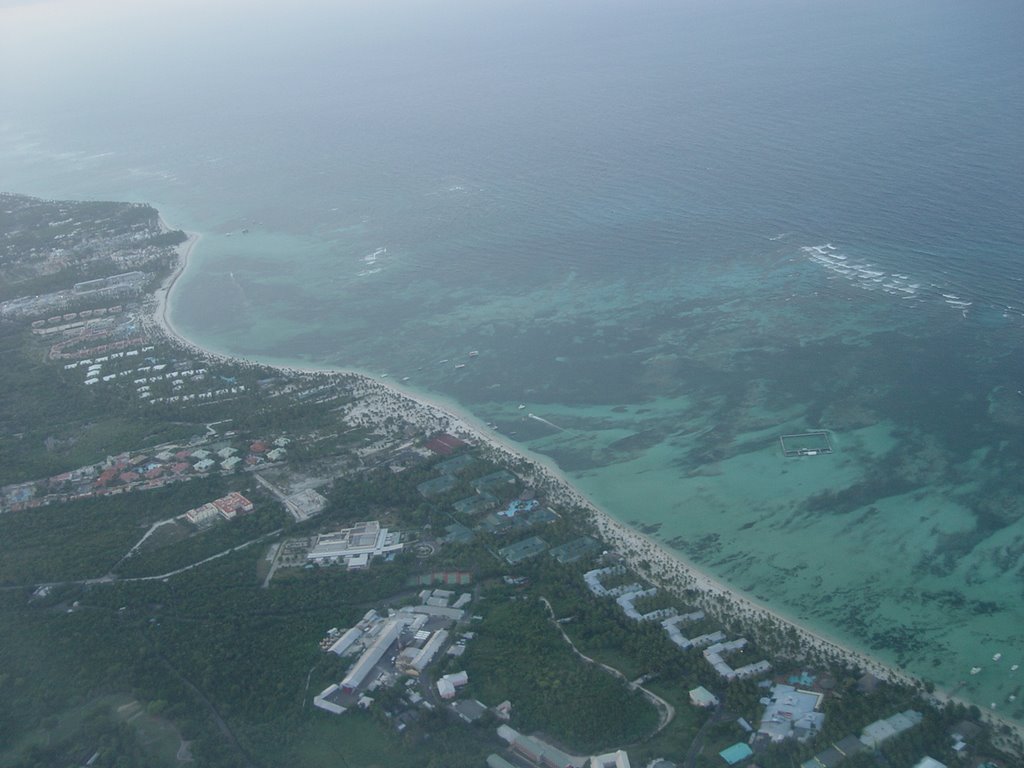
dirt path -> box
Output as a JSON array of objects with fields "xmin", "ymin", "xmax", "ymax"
[{"xmin": 540, "ymin": 596, "xmax": 676, "ymax": 738}]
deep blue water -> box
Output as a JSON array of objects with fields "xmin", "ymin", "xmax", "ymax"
[{"xmin": 3, "ymin": 0, "xmax": 1024, "ymax": 716}]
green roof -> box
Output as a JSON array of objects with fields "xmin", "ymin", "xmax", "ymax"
[
  {"xmin": 437, "ymin": 454, "xmax": 477, "ymax": 474},
  {"xmin": 417, "ymin": 474, "xmax": 458, "ymax": 497},
  {"xmin": 549, "ymin": 535, "xmax": 600, "ymax": 563},
  {"xmin": 498, "ymin": 536, "xmax": 548, "ymax": 564},
  {"xmin": 443, "ymin": 523, "xmax": 474, "ymax": 544},
  {"xmin": 473, "ymin": 470, "xmax": 516, "ymax": 493},
  {"xmin": 719, "ymin": 743, "xmax": 753, "ymax": 765},
  {"xmin": 453, "ymin": 492, "xmax": 497, "ymax": 515}
]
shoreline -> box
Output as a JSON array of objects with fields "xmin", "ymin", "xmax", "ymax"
[
  {"xmin": 154, "ymin": 212, "xmax": 201, "ymax": 345},
  {"xmin": 149, "ymin": 216, "xmax": 1023, "ymax": 748}
]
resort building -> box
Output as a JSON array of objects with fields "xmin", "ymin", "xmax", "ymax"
[
  {"xmin": 499, "ymin": 536, "xmax": 548, "ymax": 564},
  {"xmin": 757, "ymin": 684, "xmax": 825, "ymax": 743},
  {"xmin": 799, "ymin": 734, "xmax": 866, "ymax": 768},
  {"xmin": 662, "ymin": 611, "xmax": 707, "ymax": 649},
  {"xmin": 212, "ymin": 491, "xmax": 253, "ymax": 519},
  {"xmin": 689, "ymin": 686, "xmax": 720, "ymax": 708},
  {"xmin": 719, "ymin": 743, "xmax": 754, "ymax": 766},
  {"xmin": 703, "ymin": 638, "xmax": 771, "ymax": 682},
  {"xmin": 549, "ymin": 536, "xmax": 601, "ymax": 564},
  {"xmin": 184, "ymin": 502, "xmax": 220, "ymax": 526},
  {"xmin": 859, "ymin": 710, "xmax": 923, "ymax": 749},
  {"xmin": 616, "ymin": 588, "xmax": 676, "ymax": 621},
  {"xmin": 306, "ymin": 520, "xmax": 403, "ymax": 567},
  {"xmin": 584, "ymin": 566, "xmax": 642, "ymax": 598},
  {"xmin": 184, "ymin": 493, "xmax": 254, "ymax": 524}
]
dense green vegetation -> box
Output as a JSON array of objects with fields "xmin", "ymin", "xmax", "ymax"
[
  {"xmin": 0, "ymin": 476, "xmax": 240, "ymax": 584},
  {"xmin": 463, "ymin": 597, "xmax": 658, "ymax": 751}
]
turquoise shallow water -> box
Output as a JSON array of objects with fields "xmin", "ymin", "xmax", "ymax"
[{"xmin": 2, "ymin": 0, "xmax": 1024, "ymax": 716}]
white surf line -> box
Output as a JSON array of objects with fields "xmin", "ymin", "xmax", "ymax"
[{"xmin": 528, "ymin": 412, "xmax": 565, "ymax": 431}]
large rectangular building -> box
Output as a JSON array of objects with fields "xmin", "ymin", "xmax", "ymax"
[
  {"xmin": 496, "ymin": 725, "xmax": 585, "ymax": 768},
  {"xmin": 327, "ymin": 626, "xmax": 363, "ymax": 656},
  {"xmin": 340, "ymin": 618, "xmax": 404, "ymax": 693},
  {"xmin": 307, "ymin": 520, "xmax": 403, "ymax": 567},
  {"xmin": 184, "ymin": 503, "xmax": 220, "ymax": 526},
  {"xmin": 408, "ymin": 629, "xmax": 448, "ymax": 674}
]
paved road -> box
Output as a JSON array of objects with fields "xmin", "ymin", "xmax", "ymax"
[
  {"xmin": 17, "ymin": 529, "xmax": 283, "ymax": 593},
  {"xmin": 122, "ymin": 528, "xmax": 284, "ymax": 582}
]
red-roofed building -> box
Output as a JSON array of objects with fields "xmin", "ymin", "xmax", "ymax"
[
  {"xmin": 119, "ymin": 471, "xmax": 140, "ymax": 483},
  {"xmin": 144, "ymin": 467, "xmax": 164, "ymax": 480},
  {"xmin": 425, "ymin": 433, "xmax": 467, "ymax": 456},
  {"xmin": 249, "ymin": 440, "xmax": 269, "ymax": 453},
  {"xmin": 96, "ymin": 468, "xmax": 118, "ymax": 487},
  {"xmin": 212, "ymin": 492, "xmax": 254, "ymax": 520},
  {"xmin": 171, "ymin": 462, "xmax": 191, "ymax": 475}
]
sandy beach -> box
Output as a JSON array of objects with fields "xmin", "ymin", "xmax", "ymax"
[{"xmin": 150, "ymin": 220, "xmax": 1023, "ymax": 748}]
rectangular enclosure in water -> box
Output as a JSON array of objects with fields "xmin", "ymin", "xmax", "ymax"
[{"xmin": 779, "ymin": 431, "xmax": 833, "ymax": 457}]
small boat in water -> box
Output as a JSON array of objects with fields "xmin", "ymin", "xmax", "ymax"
[
  {"xmin": 468, "ymin": 350, "xmax": 479, "ymax": 357},
  {"xmin": 518, "ymin": 404, "xmax": 526, "ymax": 410},
  {"xmin": 994, "ymin": 653, "xmax": 1003, "ymax": 662},
  {"xmin": 455, "ymin": 363, "xmax": 466, "ymax": 369}
]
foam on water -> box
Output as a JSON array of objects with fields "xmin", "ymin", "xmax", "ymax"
[{"xmin": 802, "ymin": 243, "xmax": 923, "ymax": 302}]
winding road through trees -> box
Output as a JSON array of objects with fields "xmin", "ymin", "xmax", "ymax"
[{"xmin": 540, "ymin": 596, "xmax": 676, "ymax": 739}]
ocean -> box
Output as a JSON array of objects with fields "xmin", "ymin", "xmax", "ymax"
[{"xmin": 2, "ymin": 0, "xmax": 1023, "ymax": 717}]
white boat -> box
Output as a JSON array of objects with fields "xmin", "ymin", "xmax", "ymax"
[
  {"xmin": 468, "ymin": 350, "xmax": 479, "ymax": 357},
  {"xmin": 994, "ymin": 653, "xmax": 1002, "ymax": 662},
  {"xmin": 970, "ymin": 667, "xmax": 982, "ymax": 675},
  {"xmin": 1012, "ymin": 664, "xmax": 1019, "ymax": 671},
  {"xmin": 455, "ymin": 363, "xmax": 466, "ymax": 369}
]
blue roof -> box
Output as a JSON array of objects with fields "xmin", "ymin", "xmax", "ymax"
[{"xmin": 719, "ymin": 742, "xmax": 753, "ymax": 765}]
